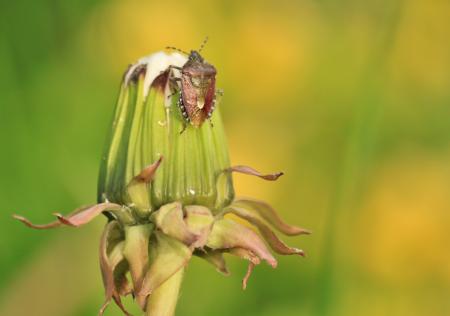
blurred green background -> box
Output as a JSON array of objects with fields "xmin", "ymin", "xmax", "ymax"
[{"xmin": 1, "ymin": 0, "xmax": 450, "ymax": 315}]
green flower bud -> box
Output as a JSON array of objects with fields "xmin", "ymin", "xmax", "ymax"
[{"xmin": 97, "ymin": 52, "xmax": 234, "ymax": 217}]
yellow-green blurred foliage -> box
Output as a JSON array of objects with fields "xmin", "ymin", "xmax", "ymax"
[{"xmin": 1, "ymin": 0, "xmax": 449, "ymax": 315}]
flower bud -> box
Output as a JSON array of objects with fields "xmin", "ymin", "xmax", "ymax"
[
  {"xmin": 14, "ymin": 49, "xmax": 309, "ymax": 316},
  {"xmin": 97, "ymin": 52, "xmax": 234, "ymax": 217}
]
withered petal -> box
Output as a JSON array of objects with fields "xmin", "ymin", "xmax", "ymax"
[
  {"xmin": 99, "ymin": 222, "xmax": 116, "ymax": 314},
  {"xmin": 207, "ymin": 218, "xmax": 277, "ymax": 268},
  {"xmin": 54, "ymin": 203, "xmax": 123, "ymax": 227},
  {"xmin": 194, "ymin": 249, "xmax": 230, "ymax": 275},
  {"xmin": 133, "ymin": 156, "xmax": 163, "ymax": 183},
  {"xmin": 226, "ymin": 165, "xmax": 283, "ymax": 181},
  {"xmin": 99, "ymin": 222, "xmax": 132, "ymax": 316},
  {"xmin": 12, "ymin": 203, "xmax": 112, "ymax": 230},
  {"xmin": 112, "ymin": 296, "xmax": 133, "ymax": 316},
  {"xmin": 242, "ymin": 262, "xmax": 256, "ymax": 290},
  {"xmin": 225, "ymin": 206, "xmax": 305, "ymax": 257},
  {"xmin": 114, "ymin": 260, "xmax": 133, "ymax": 297},
  {"xmin": 100, "ymin": 296, "xmax": 132, "ymax": 316},
  {"xmin": 126, "ymin": 157, "xmax": 163, "ymax": 215},
  {"xmin": 136, "ymin": 232, "xmax": 192, "ymax": 310},
  {"xmin": 232, "ymin": 197, "xmax": 311, "ymax": 236},
  {"xmin": 12, "ymin": 214, "xmax": 62, "ymax": 229},
  {"xmin": 100, "ymin": 295, "xmax": 132, "ymax": 316},
  {"xmin": 227, "ymin": 248, "xmax": 260, "ymax": 289},
  {"xmin": 122, "ymin": 224, "xmax": 153, "ymax": 292},
  {"xmin": 227, "ymin": 247, "xmax": 261, "ymax": 265},
  {"xmin": 151, "ymin": 202, "xmax": 198, "ymax": 246},
  {"xmin": 184, "ymin": 205, "xmax": 215, "ymax": 248}
]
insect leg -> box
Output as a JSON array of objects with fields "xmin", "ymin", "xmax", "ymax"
[
  {"xmin": 167, "ymin": 77, "xmax": 181, "ymax": 99},
  {"xmin": 207, "ymin": 93, "xmax": 219, "ymax": 119},
  {"xmin": 167, "ymin": 87, "xmax": 179, "ymax": 99},
  {"xmin": 167, "ymin": 65, "xmax": 183, "ymax": 72},
  {"xmin": 177, "ymin": 94, "xmax": 191, "ymax": 136},
  {"xmin": 178, "ymin": 94, "xmax": 188, "ymax": 119},
  {"xmin": 210, "ymin": 88, "xmax": 223, "ymax": 111},
  {"xmin": 179, "ymin": 123, "xmax": 188, "ymax": 134}
]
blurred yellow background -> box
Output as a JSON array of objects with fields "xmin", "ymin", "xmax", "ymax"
[{"xmin": 1, "ymin": 0, "xmax": 449, "ymax": 315}]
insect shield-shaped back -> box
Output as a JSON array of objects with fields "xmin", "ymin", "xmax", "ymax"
[
  {"xmin": 167, "ymin": 38, "xmax": 218, "ymax": 128},
  {"xmin": 180, "ymin": 51, "xmax": 217, "ymax": 127}
]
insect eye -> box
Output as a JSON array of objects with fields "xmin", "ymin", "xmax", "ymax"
[{"xmin": 191, "ymin": 77, "xmax": 202, "ymax": 87}]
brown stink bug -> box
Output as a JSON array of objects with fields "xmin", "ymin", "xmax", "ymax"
[{"xmin": 166, "ymin": 37, "xmax": 220, "ymax": 130}]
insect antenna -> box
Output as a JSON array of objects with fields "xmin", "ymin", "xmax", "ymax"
[
  {"xmin": 166, "ymin": 46, "xmax": 189, "ymax": 55},
  {"xmin": 198, "ymin": 36, "xmax": 209, "ymax": 52}
]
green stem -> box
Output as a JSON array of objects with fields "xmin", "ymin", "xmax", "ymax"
[{"xmin": 145, "ymin": 268, "xmax": 184, "ymax": 316}]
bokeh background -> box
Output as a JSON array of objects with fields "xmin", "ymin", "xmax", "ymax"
[{"xmin": 1, "ymin": 0, "xmax": 450, "ymax": 315}]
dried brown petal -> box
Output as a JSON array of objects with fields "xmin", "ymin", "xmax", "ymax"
[
  {"xmin": 184, "ymin": 205, "xmax": 214, "ymax": 248},
  {"xmin": 99, "ymin": 221, "xmax": 132, "ymax": 316},
  {"xmin": 228, "ymin": 247, "xmax": 261, "ymax": 265},
  {"xmin": 207, "ymin": 218, "xmax": 277, "ymax": 268},
  {"xmin": 12, "ymin": 214, "xmax": 62, "ymax": 229},
  {"xmin": 114, "ymin": 260, "xmax": 132, "ymax": 297},
  {"xmin": 227, "ymin": 248, "xmax": 261, "ymax": 289},
  {"xmin": 55, "ymin": 203, "xmax": 123, "ymax": 227},
  {"xmin": 225, "ymin": 206, "xmax": 305, "ymax": 257},
  {"xmin": 242, "ymin": 262, "xmax": 256, "ymax": 290},
  {"xmin": 13, "ymin": 203, "xmax": 122, "ymax": 229},
  {"xmin": 226, "ymin": 165, "xmax": 283, "ymax": 181},
  {"xmin": 232, "ymin": 197, "xmax": 311, "ymax": 236},
  {"xmin": 194, "ymin": 249, "xmax": 230, "ymax": 275},
  {"xmin": 126, "ymin": 158, "xmax": 163, "ymax": 216},
  {"xmin": 132, "ymin": 156, "xmax": 163, "ymax": 183},
  {"xmin": 126, "ymin": 157, "xmax": 163, "ymax": 216},
  {"xmin": 151, "ymin": 202, "xmax": 198, "ymax": 245}
]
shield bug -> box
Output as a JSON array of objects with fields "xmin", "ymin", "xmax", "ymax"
[{"xmin": 166, "ymin": 37, "xmax": 220, "ymax": 130}]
